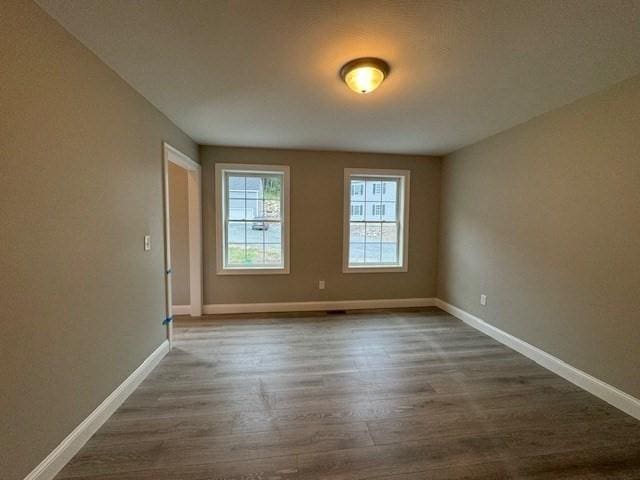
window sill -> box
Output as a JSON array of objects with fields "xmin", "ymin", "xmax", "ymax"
[
  {"xmin": 217, "ymin": 266, "xmax": 290, "ymax": 275},
  {"xmin": 343, "ymin": 265, "xmax": 408, "ymax": 274}
]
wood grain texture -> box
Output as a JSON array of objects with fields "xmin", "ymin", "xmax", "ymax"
[{"xmin": 55, "ymin": 307, "xmax": 640, "ymax": 479}]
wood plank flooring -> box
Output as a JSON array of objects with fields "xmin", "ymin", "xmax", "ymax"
[{"xmin": 55, "ymin": 307, "xmax": 640, "ymax": 479}]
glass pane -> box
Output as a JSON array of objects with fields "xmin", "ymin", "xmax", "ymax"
[
  {"xmin": 350, "ymin": 180, "xmax": 365, "ymax": 201},
  {"xmin": 262, "ymin": 175, "xmax": 282, "ymax": 201},
  {"xmin": 365, "ymin": 202, "xmax": 382, "ymax": 221},
  {"xmin": 227, "ymin": 221, "xmax": 245, "ymax": 243},
  {"xmin": 264, "ymin": 222, "xmax": 282, "ymax": 243},
  {"xmin": 381, "ymin": 224, "xmax": 398, "ymax": 264},
  {"xmin": 381, "ymin": 223, "xmax": 398, "ymax": 243},
  {"xmin": 365, "ymin": 242, "xmax": 381, "ymax": 263},
  {"xmin": 264, "ymin": 244, "xmax": 282, "ymax": 265},
  {"xmin": 350, "ymin": 223, "xmax": 365, "ymax": 243},
  {"xmin": 382, "ymin": 202, "xmax": 397, "ymax": 221},
  {"xmin": 244, "ymin": 176, "xmax": 263, "ymax": 199},
  {"xmin": 381, "ymin": 242, "xmax": 398, "ymax": 264},
  {"xmin": 367, "ymin": 179, "xmax": 383, "ymax": 201},
  {"xmin": 350, "ymin": 201, "xmax": 364, "ymax": 221},
  {"xmin": 382, "ymin": 180, "xmax": 397, "ymax": 201},
  {"xmin": 245, "ymin": 244, "xmax": 264, "ymax": 265},
  {"xmin": 228, "ymin": 175, "xmax": 246, "ymax": 199},
  {"xmin": 244, "ymin": 198, "xmax": 260, "ymax": 220},
  {"xmin": 228, "ymin": 199, "xmax": 245, "ymax": 220},
  {"xmin": 263, "ymin": 199, "xmax": 281, "ymax": 220},
  {"xmin": 365, "ymin": 223, "xmax": 382, "ymax": 242},
  {"xmin": 349, "ymin": 242, "xmax": 365, "ymax": 264},
  {"xmin": 227, "ymin": 244, "xmax": 245, "ymax": 265},
  {"xmin": 246, "ymin": 222, "xmax": 265, "ymax": 243}
]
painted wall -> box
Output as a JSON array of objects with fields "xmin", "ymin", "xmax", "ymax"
[
  {"xmin": 201, "ymin": 146, "xmax": 441, "ymax": 305},
  {"xmin": 0, "ymin": 2, "xmax": 197, "ymax": 479},
  {"xmin": 438, "ymin": 74, "xmax": 640, "ymax": 399},
  {"xmin": 168, "ymin": 162, "xmax": 190, "ymax": 305}
]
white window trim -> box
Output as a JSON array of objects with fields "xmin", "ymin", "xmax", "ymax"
[
  {"xmin": 215, "ymin": 163, "xmax": 290, "ymax": 275},
  {"xmin": 342, "ymin": 168, "xmax": 410, "ymax": 273}
]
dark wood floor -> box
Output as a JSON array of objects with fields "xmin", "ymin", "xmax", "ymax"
[{"xmin": 55, "ymin": 307, "xmax": 640, "ymax": 479}]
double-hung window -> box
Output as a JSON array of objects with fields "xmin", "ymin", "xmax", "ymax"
[
  {"xmin": 343, "ymin": 168, "xmax": 410, "ymax": 272},
  {"xmin": 215, "ymin": 163, "xmax": 290, "ymax": 274}
]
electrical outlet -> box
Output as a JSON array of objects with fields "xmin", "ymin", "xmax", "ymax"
[
  {"xmin": 144, "ymin": 235, "xmax": 151, "ymax": 251},
  {"xmin": 319, "ymin": 280, "xmax": 326, "ymax": 290},
  {"xmin": 480, "ymin": 294, "xmax": 487, "ymax": 306}
]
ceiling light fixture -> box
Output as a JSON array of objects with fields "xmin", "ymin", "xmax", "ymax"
[{"xmin": 340, "ymin": 57, "xmax": 390, "ymax": 94}]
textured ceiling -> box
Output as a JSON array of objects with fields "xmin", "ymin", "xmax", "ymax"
[{"xmin": 37, "ymin": 0, "xmax": 640, "ymax": 155}]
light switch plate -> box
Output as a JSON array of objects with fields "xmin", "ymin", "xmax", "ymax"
[
  {"xmin": 144, "ymin": 235, "xmax": 151, "ymax": 251},
  {"xmin": 319, "ymin": 280, "xmax": 326, "ymax": 290},
  {"xmin": 480, "ymin": 294, "xmax": 487, "ymax": 306}
]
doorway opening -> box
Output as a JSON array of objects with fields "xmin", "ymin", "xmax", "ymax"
[{"xmin": 162, "ymin": 142, "xmax": 202, "ymax": 345}]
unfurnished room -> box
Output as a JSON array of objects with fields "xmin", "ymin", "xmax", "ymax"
[{"xmin": 2, "ymin": 1, "xmax": 640, "ymax": 479}]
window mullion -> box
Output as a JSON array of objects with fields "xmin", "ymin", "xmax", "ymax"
[{"xmin": 378, "ymin": 222, "xmax": 383, "ymax": 264}]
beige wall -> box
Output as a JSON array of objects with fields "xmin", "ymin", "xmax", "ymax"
[
  {"xmin": 168, "ymin": 162, "xmax": 191, "ymax": 305},
  {"xmin": 0, "ymin": 1, "xmax": 197, "ymax": 479},
  {"xmin": 6, "ymin": 2, "xmax": 638, "ymax": 477},
  {"xmin": 201, "ymin": 146, "xmax": 441, "ymax": 304},
  {"xmin": 438, "ymin": 74, "xmax": 640, "ymax": 399}
]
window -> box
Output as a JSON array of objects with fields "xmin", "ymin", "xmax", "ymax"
[
  {"xmin": 343, "ymin": 168, "xmax": 410, "ymax": 272},
  {"xmin": 215, "ymin": 163, "xmax": 290, "ymax": 274}
]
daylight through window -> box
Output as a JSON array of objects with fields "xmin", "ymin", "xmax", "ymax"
[
  {"xmin": 344, "ymin": 169, "xmax": 409, "ymax": 271},
  {"xmin": 216, "ymin": 164, "xmax": 289, "ymax": 273}
]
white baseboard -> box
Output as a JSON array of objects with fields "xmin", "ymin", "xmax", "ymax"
[
  {"xmin": 203, "ymin": 297, "xmax": 435, "ymax": 315},
  {"xmin": 24, "ymin": 340, "xmax": 170, "ymax": 480},
  {"xmin": 434, "ymin": 299, "xmax": 640, "ymax": 421},
  {"xmin": 171, "ymin": 305, "xmax": 191, "ymax": 315}
]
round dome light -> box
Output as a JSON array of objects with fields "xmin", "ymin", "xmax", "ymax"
[{"xmin": 340, "ymin": 57, "xmax": 390, "ymax": 94}]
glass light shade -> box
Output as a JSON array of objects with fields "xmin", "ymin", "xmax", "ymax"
[
  {"xmin": 340, "ymin": 58, "xmax": 390, "ymax": 94},
  {"xmin": 344, "ymin": 66, "xmax": 385, "ymax": 94}
]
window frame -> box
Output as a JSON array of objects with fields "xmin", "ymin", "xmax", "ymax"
[
  {"xmin": 342, "ymin": 168, "xmax": 410, "ymax": 273},
  {"xmin": 215, "ymin": 163, "xmax": 290, "ymax": 275}
]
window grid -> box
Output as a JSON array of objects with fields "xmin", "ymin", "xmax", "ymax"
[
  {"xmin": 224, "ymin": 172, "xmax": 284, "ymax": 268},
  {"xmin": 349, "ymin": 176, "xmax": 401, "ymax": 267}
]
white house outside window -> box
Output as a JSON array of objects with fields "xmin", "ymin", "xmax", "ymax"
[
  {"xmin": 215, "ymin": 163, "xmax": 290, "ymax": 274},
  {"xmin": 372, "ymin": 204, "xmax": 385, "ymax": 216},
  {"xmin": 343, "ymin": 168, "xmax": 410, "ymax": 272},
  {"xmin": 351, "ymin": 204, "xmax": 364, "ymax": 216},
  {"xmin": 372, "ymin": 183, "xmax": 386, "ymax": 195}
]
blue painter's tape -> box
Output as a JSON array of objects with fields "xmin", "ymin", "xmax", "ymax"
[{"xmin": 162, "ymin": 316, "xmax": 173, "ymax": 326}]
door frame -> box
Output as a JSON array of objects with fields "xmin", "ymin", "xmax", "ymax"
[{"xmin": 162, "ymin": 142, "xmax": 202, "ymax": 345}]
